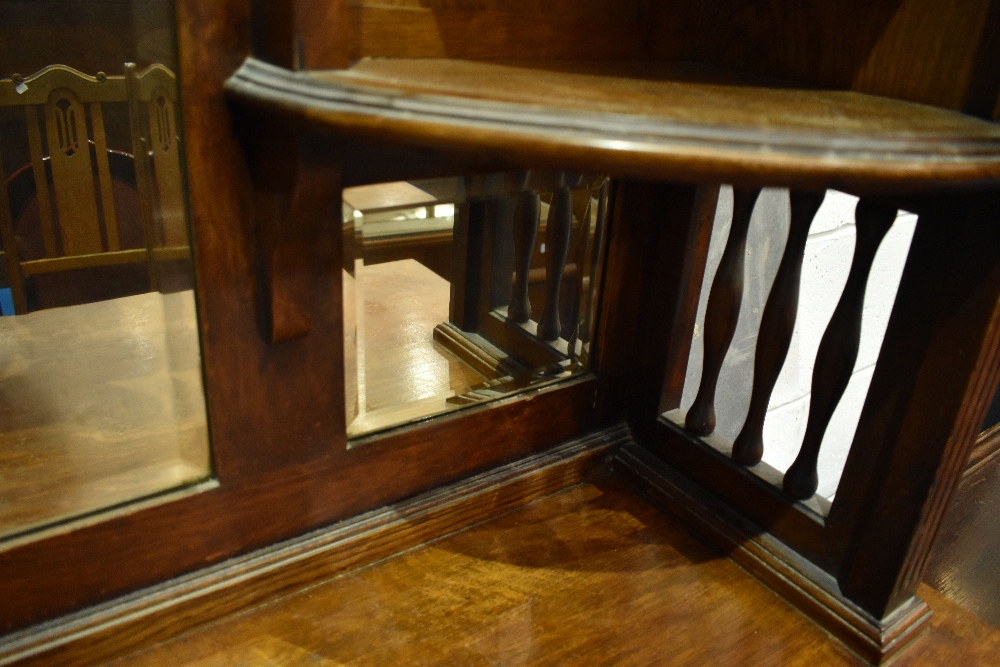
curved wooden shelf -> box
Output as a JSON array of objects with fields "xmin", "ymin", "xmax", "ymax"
[{"xmin": 226, "ymin": 58, "xmax": 1000, "ymax": 190}]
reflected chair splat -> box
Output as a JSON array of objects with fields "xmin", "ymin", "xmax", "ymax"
[{"xmin": 0, "ymin": 63, "xmax": 190, "ymax": 314}]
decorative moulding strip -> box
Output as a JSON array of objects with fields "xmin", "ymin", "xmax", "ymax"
[
  {"xmin": 0, "ymin": 427, "xmax": 626, "ymax": 667},
  {"xmin": 613, "ymin": 443, "xmax": 931, "ymax": 665},
  {"xmin": 966, "ymin": 422, "xmax": 1000, "ymax": 478},
  {"xmin": 224, "ymin": 58, "xmax": 1000, "ymax": 189}
]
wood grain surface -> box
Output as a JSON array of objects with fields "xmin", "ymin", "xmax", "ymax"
[
  {"xmin": 226, "ymin": 58, "xmax": 1000, "ymax": 191},
  {"xmin": 0, "ymin": 429, "xmax": 621, "ymax": 667},
  {"xmin": 347, "ymin": 259, "xmax": 488, "ymax": 436},
  {"xmin": 659, "ymin": 0, "xmax": 1000, "ymax": 114},
  {"xmin": 98, "ymin": 476, "xmax": 1000, "ymax": 667},
  {"xmin": 926, "ymin": 437, "xmax": 1000, "ymax": 629}
]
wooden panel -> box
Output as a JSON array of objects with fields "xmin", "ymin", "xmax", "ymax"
[
  {"xmin": 0, "ymin": 1, "xmax": 176, "ymax": 77},
  {"xmin": 642, "ymin": 418, "xmax": 833, "ymax": 568},
  {"xmin": 249, "ymin": 0, "xmax": 297, "ymax": 68},
  {"xmin": 661, "ymin": 0, "xmax": 1000, "ymax": 112},
  {"xmin": 350, "ymin": 4, "xmax": 647, "ymax": 61},
  {"xmin": 591, "ymin": 181, "xmax": 709, "ymax": 428},
  {"xmin": 831, "ymin": 192, "xmax": 1000, "ymax": 618},
  {"xmin": 925, "ymin": 433, "xmax": 1000, "ymax": 627}
]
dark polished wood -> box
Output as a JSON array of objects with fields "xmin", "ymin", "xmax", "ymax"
[
  {"xmin": 247, "ymin": 129, "xmax": 341, "ymax": 343},
  {"xmin": 733, "ymin": 190, "xmax": 825, "ymax": 466},
  {"xmin": 783, "ymin": 200, "xmax": 896, "ymax": 499},
  {"xmin": 95, "ymin": 475, "xmax": 1000, "ymax": 667},
  {"xmin": 926, "ymin": 430, "xmax": 1000, "ymax": 628},
  {"xmin": 564, "ymin": 181, "xmax": 598, "ymax": 354},
  {"xmin": 593, "ymin": 181, "xmax": 712, "ymax": 433},
  {"xmin": 509, "ymin": 181, "xmax": 540, "ymax": 324},
  {"xmin": 831, "ymin": 193, "xmax": 1000, "ymax": 619},
  {"xmin": 316, "ymin": 0, "xmax": 646, "ymax": 65},
  {"xmin": 656, "ymin": 0, "xmax": 1000, "ymax": 113},
  {"xmin": 0, "ymin": 429, "xmax": 623, "ymax": 666},
  {"xmin": 0, "ymin": 0, "xmax": 612, "ymax": 636},
  {"xmin": 576, "ymin": 178, "xmax": 609, "ymax": 349},
  {"xmin": 686, "ymin": 187, "xmax": 760, "ymax": 435},
  {"xmin": 658, "ymin": 184, "xmax": 719, "ymax": 413},
  {"xmin": 615, "ymin": 443, "xmax": 927, "ymax": 664},
  {"xmin": 4, "ymin": 1, "xmax": 1000, "ymax": 663},
  {"xmin": 225, "ymin": 58, "xmax": 1000, "ymax": 190},
  {"xmin": 537, "ymin": 180, "xmax": 574, "ymax": 341}
]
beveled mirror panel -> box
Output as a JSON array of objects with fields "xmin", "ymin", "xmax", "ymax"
[
  {"xmin": 343, "ymin": 172, "xmax": 609, "ymax": 438},
  {"xmin": 0, "ymin": 0, "xmax": 210, "ymax": 538}
]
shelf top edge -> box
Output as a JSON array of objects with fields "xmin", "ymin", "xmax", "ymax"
[{"xmin": 225, "ymin": 58, "xmax": 1000, "ymax": 191}]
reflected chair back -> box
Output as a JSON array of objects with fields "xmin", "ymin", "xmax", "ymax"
[{"xmin": 0, "ymin": 63, "xmax": 188, "ymax": 314}]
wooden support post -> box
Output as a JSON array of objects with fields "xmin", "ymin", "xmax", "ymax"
[{"xmin": 829, "ymin": 193, "xmax": 1000, "ymax": 619}]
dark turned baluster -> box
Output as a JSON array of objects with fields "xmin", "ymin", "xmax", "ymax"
[
  {"xmin": 783, "ymin": 199, "xmax": 897, "ymax": 499},
  {"xmin": 686, "ymin": 187, "xmax": 762, "ymax": 435},
  {"xmin": 579, "ymin": 178, "xmax": 610, "ymax": 346},
  {"xmin": 508, "ymin": 172, "xmax": 540, "ymax": 324},
  {"xmin": 564, "ymin": 179, "xmax": 597, "ymax": 358},
  {"xmin": 537, "ymin": 173, "xmax": 580, "ymax": 341},
  {"xmin": 732, "ymin": 190, "xmax": 826, "ymax": 465}
]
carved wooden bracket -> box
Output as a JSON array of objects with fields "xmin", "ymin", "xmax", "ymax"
[{"xmin": 250, "ymin": 131, "xmax": 341, "ymax": 343}]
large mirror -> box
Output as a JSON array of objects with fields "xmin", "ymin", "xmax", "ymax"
[{"xmin": 0, "ymin": 0, "xmax": 210, "ymax": 538}]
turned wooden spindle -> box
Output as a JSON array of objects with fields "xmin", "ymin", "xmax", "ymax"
[
  {"xmin": 686, "ymin": 187, "xmax": 762, "ymax": 435},
  {"xmin": 783, "ymin": 199, "xmax": 897, "ymax": 499},
  {"xmin": 732, "ymin": 190, "xmax": 826, "ymax": 465},
  {"xmin": 564, "ymin": 181, "xmax": 598, "ymax": 357},
  {"xmin": 508, "ymin": 173, "xmax": 540, "ymax": 324},
  {"xmin": 579, "ymin": 178, "xmax": 610, "ymax": 346},
  {"xmin": 537, "ymin": 173, "xmax": 580, "ymax": 341}
]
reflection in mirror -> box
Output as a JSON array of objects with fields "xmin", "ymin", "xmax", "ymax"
[
  {"xmin": 0, "ymin": 0, "xmax": 210, "ymax": 539},
  {"xmin": 344, "ymin": 172, "xmax": 609, "ymax": 438}
]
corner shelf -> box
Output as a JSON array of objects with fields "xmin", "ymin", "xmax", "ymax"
[{"xmin": 226, "ymin": 57, "xmax": 1000, "ymax": 191}]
